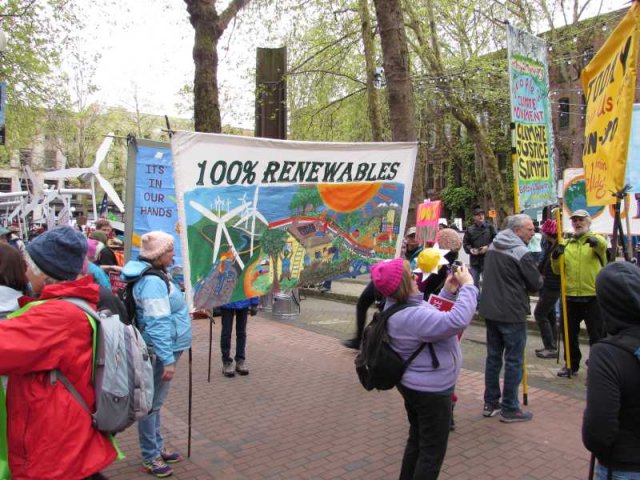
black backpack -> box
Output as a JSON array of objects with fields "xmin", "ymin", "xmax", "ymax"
[
  {"xmin": 355, "ymin": 303, "xmax": 439, "ymax": 391},
  {"xmin": 119, "ymin": 267, "xmax": 170, "ymax": 329}
]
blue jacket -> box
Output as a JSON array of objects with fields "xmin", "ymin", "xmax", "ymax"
[
  {"xmin": 121, "ymin": 260, "xmax": 192, "ymax": 366},
  {"xmin": 222, "ymin": 297, "xmax": 259, "ymax": 310},
  {"xmin": 87, "ymin": 263, "xmax": 111, "ymax": 289}
]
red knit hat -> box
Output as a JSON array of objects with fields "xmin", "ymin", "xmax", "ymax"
[
  {"xmin": 140, "ymin": 231, "xmax": 174, "ymax": 260},
  {"xmin": 541, "ymin": 219, "xmax": 557, "ymax": 235},
  {"xmin": 371, "ymin": 258, "xmax": 405, "ymax": 297}
]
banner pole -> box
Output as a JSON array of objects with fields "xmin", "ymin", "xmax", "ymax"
[
  {"xmin": 625, "ymin": 194, "xmax": 634, "ymax": 261},
  {"xmin": 555, "ymin": 206, "xmax": 572, "ymax": 375}
]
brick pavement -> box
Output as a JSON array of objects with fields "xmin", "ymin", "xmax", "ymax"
[{"xmin": 104, "ymin": 315, "xmax": 591, "ymax": 480}]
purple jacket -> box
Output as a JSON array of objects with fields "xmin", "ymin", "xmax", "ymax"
[{"xmin": 386, "ymin": 284, "xmax": 478, "ymax": 392}]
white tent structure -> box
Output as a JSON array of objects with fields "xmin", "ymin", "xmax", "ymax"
[{"xmin": 44, "ymin": 133, "xmax": 124, "ymax": 220}]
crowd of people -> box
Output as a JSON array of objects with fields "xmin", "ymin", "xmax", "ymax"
[
  {"xmin": 345, "ymin": 207, "xmax": 639, "ymax": 479},
  {"xmin": 0, "ymin": 207, "xmax": 638, "ymax": 480},
  {"xmin": 0, "ymin": 222, "xmax": 193, "ymax": 479}
]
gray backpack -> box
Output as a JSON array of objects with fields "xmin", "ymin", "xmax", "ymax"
[{"xmin": 50, "ymin": 298, "xmax": 154, "ymax": 434}]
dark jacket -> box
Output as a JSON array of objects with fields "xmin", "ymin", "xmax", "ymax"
[
  {"xmin": 96, "ymin": 246, "xmax": 118, "ymax": 267},
  {"xmin": 478, "ymin": 229, "xmax": 542, "ymax": 323},
  {"xmin": 463, "ymin": 222, "xmax": 496, "ymax": 268},
  {"xmin": 583, "ymin": 262, "xmax": 640, "ymax": 472},
  {"xmin": 538, "ymin": 239, "xmax": 561, "ymax": 291}
]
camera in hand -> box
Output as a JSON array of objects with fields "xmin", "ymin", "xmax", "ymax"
[{"xmin": 451, "ymin": 260, "xmax": 464, "ymax": 273}]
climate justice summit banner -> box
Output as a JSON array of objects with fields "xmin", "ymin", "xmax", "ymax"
[
  {"xmin": 562, "ymin": 168, "xmax": 640, "ymax": 235},
  {"xmin": 123, "ymin": 139, "xmax": 183, "ymax": 284},
  {"xmin": 507, "ymin": 25, "xmax": 556, "ymax": 210},
  {"xmin": 171, "ymin": 132, "xmax": 418, "ymax": 310},
  {"xmin": 581, "ymin": 2, "xmax": 640, "ymax": 206}
]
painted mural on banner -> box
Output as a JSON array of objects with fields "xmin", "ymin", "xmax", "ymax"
[
  {"xmin": 507, "ymin": 25, "xmax": 556, "ymax": 209},
  {"xmin": 416, "ymin": 200, "xmax": 441, "ymax": 243},
  {"xmin": 126, "ymin": 141, "xmax": 184, "ymax": 283},
  {"xmin": 563, "ymin": 168, "xmax": 640, "ymax": 235},
  {"xmin": 581, "ymin": 2, "xmax": 639, "ymax": 206},
  {"xmin": 171, "ymin": 132, "xmax": 418, "ymax": 310}
]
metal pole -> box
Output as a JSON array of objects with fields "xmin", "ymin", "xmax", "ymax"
[
  {"xmin": 187, "ymin": 347, "xmax": 193, "ymax": 458},
  {"xmin": 208, "ymin": 317, "xmax": 213, "ymax": 383},
  {"xmin": 91, "ymin": 177, "xmax": 98, "ymax": 222}
]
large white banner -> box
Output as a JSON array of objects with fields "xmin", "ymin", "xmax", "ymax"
[
  {"xmin": 563, "ymin": 168, "xmax": 640, "ymax": 235},
  {"xmin": 171, "ymin": 132, "xmax": 418, "ymax": 310}
]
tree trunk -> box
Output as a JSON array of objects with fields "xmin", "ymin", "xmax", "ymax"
[
  {"xmin": 372, "ymin": 0, "xmax": 423, "ymax": 222},
  {"xmin": 185, "ymin": 0, "xmax": 221, "ymax": 133},
  {"xmin": 357, "ymin": 0, "xmax": 384, "ymax": 142},
  {"xmin": 185, "ymin": 0, "xmax": 251, "ymax": 133}
]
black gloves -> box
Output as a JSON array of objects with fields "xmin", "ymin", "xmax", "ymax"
[
  {"xmin": 250, "ymin": 305, "xmax": 259, "ymax": 316},
  {"xmin": 551, "ymin": 244, "xmax": 565, "ymax": 259},
  {"xmin": 585, "ymin": 236, "xmax": 599, "ymax": 248}
]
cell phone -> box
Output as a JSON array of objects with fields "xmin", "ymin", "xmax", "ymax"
[{"xmin": 451, "ymin": 260, "xmax": 464, "ymax": 273}]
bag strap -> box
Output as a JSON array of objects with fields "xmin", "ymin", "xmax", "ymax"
[
  {"xmin": 382, "ymin": 303, "xmax": 436, "ymax": 368},
  {"xmin": 49, "ymin": 370, "xmax": 92, "ymax": 417},
  {"xmin": 48, "ymin": 297, "xmax": 102, "ymax": 419}
]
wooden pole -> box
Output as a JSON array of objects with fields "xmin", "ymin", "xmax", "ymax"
[{"xmin": 555, "ymin": 207, "xmax": 572, "ymax": 374}]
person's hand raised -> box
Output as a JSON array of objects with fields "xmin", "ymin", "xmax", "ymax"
[{"xmin": 453, "ymin": 263, "xmax": 473, "ymax": 286}]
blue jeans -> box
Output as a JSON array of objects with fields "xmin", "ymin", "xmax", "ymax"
[
  {"xmin": 220, "ymin": 308, "xmax": 248, "ymax": 364},
  {"xmin": 470, "ymin": 265, "xmax": 482, "ymax": 289},
  {"xmin": 484, "ymin": 320, "xmax": 527, "ymax": 412},
  {"xmin": 596, "ymin": 464, "xmax": 640, "ymax": 479},
  {"xmin": 138, "ymin": 351, "xmax": 183, "ymax": 462}
]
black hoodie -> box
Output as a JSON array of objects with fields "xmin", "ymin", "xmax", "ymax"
[{"xmin": 582, "ymin": 262, "xmax": 640, "ymax": 472}]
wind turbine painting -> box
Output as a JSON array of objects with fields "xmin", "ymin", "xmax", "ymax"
[{"xmin": 171, "ymin": 132, "xmax": 418, "ymax": 310}]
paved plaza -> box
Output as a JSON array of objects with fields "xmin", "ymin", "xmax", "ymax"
[{"xmin": 104, "ymin": 285, "xmax": 592, "ymax": 480}]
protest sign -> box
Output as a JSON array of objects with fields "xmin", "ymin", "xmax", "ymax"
[
  {"xmin": 171, "ymin": 132, "xmax": 418, "ymax": 310},
  {"xmin": 124, "ymin": 139, "xmax": 183, "ymax": 280},
  {"xmin": 562, "ymin": 168, "xmax": 640, "ymax": 234},
  {"xmin": 416, "ymin": 200, "xmax": 441, "ymax": 243},
  {"xmin": 581, "ymin": 2, "xmax": 640, "ymax": 206},
  {"xmin": 507, "ymin": 25, "xmax": 556, "ymax": 210}
]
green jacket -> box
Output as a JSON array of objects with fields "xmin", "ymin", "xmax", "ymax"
[{"xmin": 551, "ymin": 232, "xmax": 607, "ymax": 297}]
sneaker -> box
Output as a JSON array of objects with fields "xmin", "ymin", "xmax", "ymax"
[
  {"xmin": 235, "ymin": 360, "xmax": 249, "ymax": 376},
  {"xmin": 500, "ymin": 409, "xmax": 533, "ymax": 423},
  {"xmin": 222, "ymin": 362, "xmax": 235, "ymax": 377},
  {"xmin": 160, "ymin": 449, "xmax": 184, "ymax": 464},
  {"xmin": 141, "ymin": 457, "xmax": 173, "ymax": 478},
  {"xmin": 557, "ymin": 366, "xmax": 578, "ymax": 378},
  {"xmin": 342, "ymin": 338, "xmax": 360, "ymax": 350},
  {"xmin": 535, "ymin": 348, "xmax": 558, "ymax": 359},
  {"xmin": 482, "ymin": 402, "xmax": 501, "ymax": 417},
  {"xmin": 534, "ymin": 347, "xmax": 546, "ymax": 354}
]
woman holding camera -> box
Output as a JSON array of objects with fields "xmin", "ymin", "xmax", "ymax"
[{"xmin": 370, "ymin": 257, "xmax": 477, "ymax": 480}]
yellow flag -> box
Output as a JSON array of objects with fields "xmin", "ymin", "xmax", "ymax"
[{"xmin": 581, "ymin": 3, "xmax": 640, "ymax": 206}]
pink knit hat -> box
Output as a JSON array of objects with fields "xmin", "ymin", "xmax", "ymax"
[
  {"xmin": 140, "ymin": 231, "xmax": 174, "ymax": 260},
  {"xmin": 541, "ymin": 219, "xmax": 557, "ymax": 235},
  {"xmin": 371, "ymin": 258, "xmax": 405, "ymax": 297},
  {"xmin": 86, "ymin": 238, "xmax": 99, "ymax": 262}
]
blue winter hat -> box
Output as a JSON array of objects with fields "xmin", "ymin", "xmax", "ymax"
[{"xmin": 26, "ymin": 225, "xmax": 87, "ymax": 280}]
